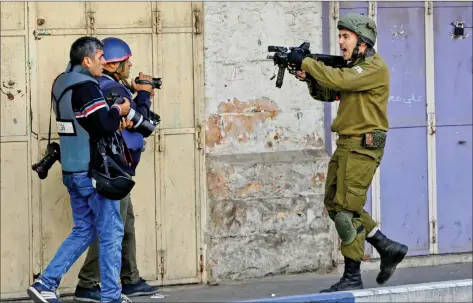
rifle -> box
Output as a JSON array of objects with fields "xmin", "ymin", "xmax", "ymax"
[{"xmin": 266, "ymin": 42, "xmax": 347, "ymax": 88}]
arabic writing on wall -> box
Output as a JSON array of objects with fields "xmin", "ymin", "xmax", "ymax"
[{"xmin": 388, "ymin": 93, "xmax": 424, "ymax": 105}]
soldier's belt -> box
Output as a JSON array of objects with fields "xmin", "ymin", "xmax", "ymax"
[
  {"xmin": 338, "ymin": 134, "xmax": 362, "ymax": 140},
  {"xmin": 338, "ymin": 132, "xmax": 387, "ymax": 149}
]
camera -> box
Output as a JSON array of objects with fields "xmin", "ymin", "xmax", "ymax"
[
  {"xmin": 108, "ymin": 93, "xmax": 160, "ymax": 137},
  {"xmin": 32, "ymin": 142, "xmax": 61, "ymax": 179},
  {"xmin": 134, "ymin": 77, "xmax": 162, "ymax": 90}
]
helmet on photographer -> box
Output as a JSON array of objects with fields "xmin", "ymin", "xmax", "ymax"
[
  {"xmin": 102, "ymin": 37, "xmax": 133, "ymax": 87},
  {"xmin": 102, "ymin": 37, "xmax": 132, "ymax": 63}
]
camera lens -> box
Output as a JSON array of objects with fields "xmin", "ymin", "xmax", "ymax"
[
  {"xmin": 152, "ymin": 78, "xmax": 162, "ymax": 89},
  {"xmin": 125, "ymin": 109, "xmax": 156, "ymax": 137},
  {"xmin": 31, "ymin": 142, "xmax": 61, "ymax": 180},
  {"xmin": 32, "ymin": 162, "xmax": 48, "ymax": 179},
  {"xmin": 127, "ymin": 108, "xmax": 141, "ymax": 126},
  {"xmin": 137, "ymin": 119, "xmax": 157, "ymax": 137}
]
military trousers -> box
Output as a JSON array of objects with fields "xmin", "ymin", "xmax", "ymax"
[
  {"xmin": 324, "ymin": 137, "xmax": 384, "ymax": 262},
  {"xmin": 78, "ymin": 193, "xmax": 140, "ymax": 288}
]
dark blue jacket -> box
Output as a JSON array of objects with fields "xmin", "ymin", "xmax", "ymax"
[{"xmin": 97, "ymin": 74, "xmax": 151, "ymax": 176}]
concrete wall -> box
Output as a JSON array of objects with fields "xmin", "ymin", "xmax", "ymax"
[{"xmin": 202, "ymin": 1, "xmax": 334, "ymax": 282}]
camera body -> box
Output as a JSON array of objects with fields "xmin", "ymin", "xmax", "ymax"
[
  {"xmin": 32, "ymin": 142, "xmax": 61, "ymax": 179},
  {"xmin": 107, "ymin": 93, "xmax": 160, "ymax": 137},
  {"xmin": 134, "ymin": 77, "xmax": 162, "ymax": 90}
]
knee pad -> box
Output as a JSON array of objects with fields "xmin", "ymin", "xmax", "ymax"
[{"xmin": 334, "ymin": 211, "xmax": 357, "ymax": 245}]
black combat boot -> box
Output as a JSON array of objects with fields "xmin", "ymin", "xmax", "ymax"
[
  {"xmin": 320, "ymin": 257, "xmax": 363, "ymax": 293},
  {"xmin": 367, "ymin": 230, "xmax": 408, "ymax": 285}
]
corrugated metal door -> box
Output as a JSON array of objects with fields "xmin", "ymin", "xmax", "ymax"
[
  {"xmin": 0, "ymin": 2, "xmax": 32, "ymax": 296},
  {"xmin": 433, "ymin": 1, "xmax": 472, "ymax": 254},
  {"xmin": 377, "ymin": 2, "xmax": 431, "ymax": 256},
  {"xmin": 155, "ymin": 2, "xmax": 205, "ymax": 285},
  {"xmin": 0, "ymin": 1, "xmax": 206, "ymax": 296}
]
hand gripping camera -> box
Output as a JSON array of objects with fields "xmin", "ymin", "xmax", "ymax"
[
  {"xmin": 32, "ymin": 142, "xmax": 61, "ymax": 179},
  {"xmin": 108, "ymin": 93, "xmax": 160, "ymax": 137}
]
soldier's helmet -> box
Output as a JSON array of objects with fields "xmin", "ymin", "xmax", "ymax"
[{"xmin": 337, "ymin": 13, "xmax": 377, "ymax": 47}]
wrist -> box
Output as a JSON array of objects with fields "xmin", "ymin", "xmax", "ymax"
[
  {"xmin": 111, "ymin": 104, "xmax": 122, "ymax": 116},
  {"xmin": 136, "ymin": 90, "xmax": 152, "ymax": 106},
  {"xmin": 137, "ymin": 90, "xmax": 151, "ymax": 97}
]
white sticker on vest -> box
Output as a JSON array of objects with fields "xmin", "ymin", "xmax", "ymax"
[
  {"xmin": 353, "ymin": 66, "xmax": 363, "ymax": 74},
  {"xmin": 56, "ymin": 121, "xmax": 75, "ymax": 135}
]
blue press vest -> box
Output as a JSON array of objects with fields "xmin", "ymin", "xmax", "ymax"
[
  {"xmin": 97, "ymin": 75, "xmax": 145, "ymax": 151},
  {"xmin": 52, "ymin": 64, "xmax": 105, "ymax": 172}
]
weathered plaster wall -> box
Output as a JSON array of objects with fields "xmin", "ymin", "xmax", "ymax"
[{"xmin": 203, "ymin": 1, "xmax": 334, "ymax": 282}]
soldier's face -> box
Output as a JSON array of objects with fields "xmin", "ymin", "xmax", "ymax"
[{"xmin": 338, "ymin": 29, "xmax": 358, "ymax": 60}]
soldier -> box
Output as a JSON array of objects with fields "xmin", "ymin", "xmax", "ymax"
[{"xmin": 287, "ymin": 13, "xmax": 409, "ymax": 292}]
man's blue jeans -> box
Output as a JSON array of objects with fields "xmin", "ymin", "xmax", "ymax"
[{"xmin": 38, "ymin": 172, "xmax": 124, "ymax": 302}]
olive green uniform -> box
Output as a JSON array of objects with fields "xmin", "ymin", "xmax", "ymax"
[{"xmin": 301, "ymin": 52, "xmax": 389, "ymax": 261}]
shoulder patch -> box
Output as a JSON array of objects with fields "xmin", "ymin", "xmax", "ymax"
[{"xmin": 353, "ymin": 66, "xmax": 363, "ymax": 74}]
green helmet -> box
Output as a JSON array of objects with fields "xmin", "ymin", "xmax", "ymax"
[{"xmin": 337, "ymin": 13, "xmax": 377, "ymax": 47}]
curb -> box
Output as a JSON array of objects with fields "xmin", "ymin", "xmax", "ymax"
[{"xmin": 235, "ymin": 279, "xmax": 473, "ymax": 302}]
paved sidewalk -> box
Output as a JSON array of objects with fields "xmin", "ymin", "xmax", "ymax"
[{"xmin": 15, "ymin": 262, "xmax": 472, "ymax": 302}]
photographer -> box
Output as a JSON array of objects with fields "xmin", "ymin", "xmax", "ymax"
[
  {"xmin": 27, "ymin": 36, "xmax": 132, "ymax": 303},
  {"xmin": 73, "ymin": 37, "xmax": 160, "ymax": 302},
  {"xmin": 288, "ymin": 13, "xmax": 408, "ymax": 292}
]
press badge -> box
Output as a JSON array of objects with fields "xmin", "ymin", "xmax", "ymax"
[{"xmin": 56, "ymin": 120, "xmax": 76, "ymax": 136}]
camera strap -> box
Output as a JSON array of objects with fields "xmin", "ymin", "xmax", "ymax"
[
  {"xmin": 48, "ymin": 74, "xmax": 62, "ymax": 147},
  {"xmin": 96, "ymin": 139, "xmax": 132, "ymax": 179},
  {"xmin": 48, "ymin": 93, "xmax": 56, "ymax": 146}
]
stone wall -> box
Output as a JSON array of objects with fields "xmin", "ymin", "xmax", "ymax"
[{"xmin": 203, "ymin": 1, "xmax": 335, "ymax": 282}]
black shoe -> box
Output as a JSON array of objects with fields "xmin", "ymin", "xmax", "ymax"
[
  {"xmin": 367, "ymin": 230, "xmax": 408, "ymax": 285},
  {"xmin": 73, "ymin": 284, "xmax": 101, "ymax": 303},
  {"xmin": 320, "ymin": 257, "xmax": 364, "ymax": 293},
  {"xmin": 122, "ymin": 278, "xmax": 159, "ymax": 297}
]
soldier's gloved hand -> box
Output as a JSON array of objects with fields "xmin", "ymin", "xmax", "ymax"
[{"xmin": 287, "ymin": 50, "xmax": 306, "ymax": 70}]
